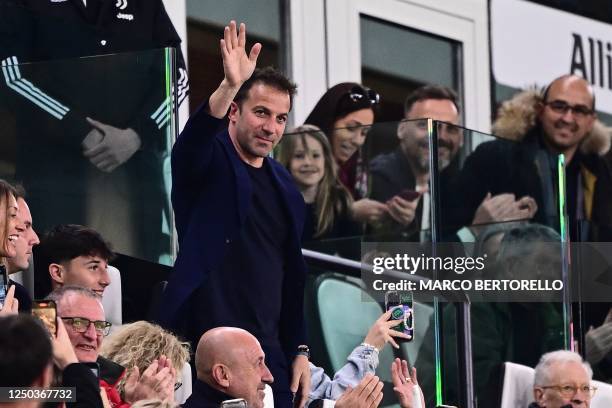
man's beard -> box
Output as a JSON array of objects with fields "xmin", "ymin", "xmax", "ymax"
[{"xmin": 411, "ymin": 151, "xmax": 451, "ymax": 174}]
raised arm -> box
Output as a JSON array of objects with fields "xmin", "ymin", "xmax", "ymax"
[{"xmin": 208, "ymin": 20, "xmax": 262, "ymax": 118}]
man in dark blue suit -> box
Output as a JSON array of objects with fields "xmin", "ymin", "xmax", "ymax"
[{"xmin": 157, "ymin": 21, "xmax": 310, "ymax": 408}]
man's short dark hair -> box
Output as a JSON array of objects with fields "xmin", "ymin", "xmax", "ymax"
[
  {"xmin": 0, "ymin": 315, "xmax": 52, "ymax": 387},
  {"xmin": 39, "ymin": 224, "xmax": 114, "ymax": 265},
  {"xmin": 12, "ymin": 183, "xmax": 26, "ymax": 200},
  {"xmin": 233, "ymin": 66, "xmax": 297, "ymax": 111},
  {"xmin": 403, "ymin": 85, "xmax": 460, "ymax": 116}
]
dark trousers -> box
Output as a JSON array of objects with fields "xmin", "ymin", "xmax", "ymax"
[{"xmin": 262, "ymin": 344, "xmax": 292, "ymax": 408}]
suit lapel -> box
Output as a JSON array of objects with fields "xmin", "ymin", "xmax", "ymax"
[{"xmin": 218, "ymin": 131, "xmax": 251, "ymax": 225}]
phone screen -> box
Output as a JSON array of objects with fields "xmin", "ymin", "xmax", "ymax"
[
  {"xmin": 32, "ymin": 300, "xmax": 57, "ymax": 336},
  {"xmin": 0, "ymin": 265, "xmax": 8, "ymax": 308},
  {"xmin": 385, "ymin": 291, "xmax": 414, "ymax": 341}
]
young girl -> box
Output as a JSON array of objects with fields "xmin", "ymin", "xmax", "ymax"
[{"xmin": 278, "ymin": 125, "xmax": 359, "ymax": 241}]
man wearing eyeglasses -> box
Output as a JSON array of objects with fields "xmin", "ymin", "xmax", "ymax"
[
  {"xmin": 531, "ymin": 350, "xmax": 595, "ymax": 408},
  {"xmin": 48, "ymin": 286, "xmax": 176, "ymax": 407},
  {"xmin": 453, "ymin": 74, "xmax": 612, "ymax": 240}
]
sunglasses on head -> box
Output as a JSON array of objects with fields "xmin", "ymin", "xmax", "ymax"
[{"xmin": 348, "ymin": 86, "xmax": 380, "ymax": 105}]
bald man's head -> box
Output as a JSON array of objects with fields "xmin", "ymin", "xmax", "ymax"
[
  {"xmin": 195, "ymin": 327, "xmax": 273, "ymax": 408},
  {"xmin": 538, "ymin": 75, "xmax": 596, "ymax": 160}
]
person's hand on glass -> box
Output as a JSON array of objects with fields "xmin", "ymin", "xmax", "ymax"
[{"xmin": 83, "ymin": 117, "xmax": 142, "ymax": 173}]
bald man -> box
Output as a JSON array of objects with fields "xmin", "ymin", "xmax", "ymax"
[
  {"xmin": 451, "ymin": 74, "xmax": 612, "ymax": 240},
  {"xmin": 184, "ymin": 327, "xmax": 274, "ymax": 408}
]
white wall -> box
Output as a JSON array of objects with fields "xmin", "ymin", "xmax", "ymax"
[{"xmin": 162, "ymin": 0, "xmax": 189, "ymax": 132}]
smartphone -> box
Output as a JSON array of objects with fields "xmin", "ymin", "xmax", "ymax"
[
  {"xmin": 0, "ymin": 265, "xmax": 8, "ymax": 309},
  {"xmin": 220, "ymin": 399, "xmax": 248, "ymax": 408},
  {"xmin": 398, "ymin": 189, "xmax": 421, "ymax": 201},
  {"xmin": 385, "ymin": 291, "xmax": 414, "ymax": 342},
  {"xmin": 32, "ymin": 300, "xmax": 57, "ymax": 336}
]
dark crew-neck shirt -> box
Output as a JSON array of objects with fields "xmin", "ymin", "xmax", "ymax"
[{"xmin": 193, "ymin": 160, "xmax": 290, "ymax": 347}]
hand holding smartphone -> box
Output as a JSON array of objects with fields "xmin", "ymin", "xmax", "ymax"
[
  {"xmin": 397, "ymin": 189, "xmax": 421, "ymax": 202},
  {"xmin": 385, "ymin": 291, "xmax": 414, "ymax": 342},
  {"xmin": 32, "ymin": 300, "xmax": 57, "ymax": 336}
]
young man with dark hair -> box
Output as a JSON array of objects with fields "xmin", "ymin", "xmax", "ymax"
[
  {"xmin": 158, "ymin": 21, "xmax": 310, "ymax": 408},
  {"xmin": 34, "ymin": 224, "xmax": 114, "ymax": 298}
]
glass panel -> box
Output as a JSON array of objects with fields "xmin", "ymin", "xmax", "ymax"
[
  {"xmin": 281, "ymin": 118, "xmax": 573, "ymax": 406},
  {"xmin": 359, "ymin": 15, "xmax": 462, "ymax": 123},
  {"xmin": 569, "ymin": 220, "xmax": 612, "ymax": 386},
  {"xmin": 0, "ymin": 48, "xmax": 178, "ymax": 266},
  {"xmin": 433, "ymin": 121, "xmax": 570, "ymax": 406}
]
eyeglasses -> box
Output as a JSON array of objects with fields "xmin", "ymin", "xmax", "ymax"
[
  {"xmin": 348, "ymin": 86, "xmax": 380, "ymax": 105},
  {"xmin": 540, "ymin": 384, "xmax": 598, "ymax": 398},
  {"xmin": 544, "ymin": 100, "xmax": 594, "ymax": 117},
  {"xmin": 61, "ymin": 317, "xmax": 112, "ymax": 336}
]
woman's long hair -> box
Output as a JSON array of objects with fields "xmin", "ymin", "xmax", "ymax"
[
  {"xmin": 0, "ymin": 180, "xmax": 16, "ymax": 260},
  {"xmin": 304, "ymin": 83, "xmax": 379, "ymax": 199},
  {"xmin": 278, "ymin": 125, "xmax": 353, "ymax": 238}
]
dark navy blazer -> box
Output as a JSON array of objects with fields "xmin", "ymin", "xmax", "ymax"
[{"xmin": 157, "ymin": 103, "xmax": 307, "ymax": 359}]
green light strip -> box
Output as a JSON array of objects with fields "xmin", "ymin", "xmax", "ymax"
[
  {"xmin": 428, "ymin": 118, "xmax": 443, "ymax": 406},
  {"xmin": 557, "ymin": 155, "xmax": 571, "ymax": 350},
  {"xmin": 434, "ymin": 297, "xmax": 442, "ymax": 405}
]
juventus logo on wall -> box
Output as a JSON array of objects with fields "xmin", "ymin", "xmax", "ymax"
[{"xmin": 115, "ymin": 0, "xmax": 127, "ymax": 10}]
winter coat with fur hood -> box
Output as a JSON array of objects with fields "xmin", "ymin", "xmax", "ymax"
[{"xmin": 449, "ymin": 89, "xmax": 612, "ymax": 240}]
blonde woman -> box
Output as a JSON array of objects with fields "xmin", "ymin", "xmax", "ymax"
[
  {"xmin": 100, "ymin": 321, "xmax": 191, "ymax": 403},
  {"xmin": 278, "ymin": 125, "xmax": 360, "ymax": 241}
]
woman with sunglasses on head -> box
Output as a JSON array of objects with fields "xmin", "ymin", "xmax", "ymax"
[
  {"xmin": 305, "ymin": 83, "xmax": 388, "ymax": 225},
  {"xmin": 278, "ymin": 125, "xmax": 360, "ymax": 242}
]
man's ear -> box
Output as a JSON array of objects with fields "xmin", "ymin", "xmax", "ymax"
[
  {"xmin": 534, "ymin": 387, "xmax": 545, "ymax": 406},
  {"xmin": 49, "ymin": 263, "xmax": 64, "ymax": 285},
  {"xmin": 535, "ymin": 100, "xmax": 545, "ymax": 120},
  {"xmin": 211, "ymin": 364, "xmax": 231, "ymax": 388},
  {"xmin": 397, "ymin": 120, "xmax": 409, "ymax": 140},
  {"xmin": 228, "ymin": 101, "xmax": 240, "ymax": 123}
]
